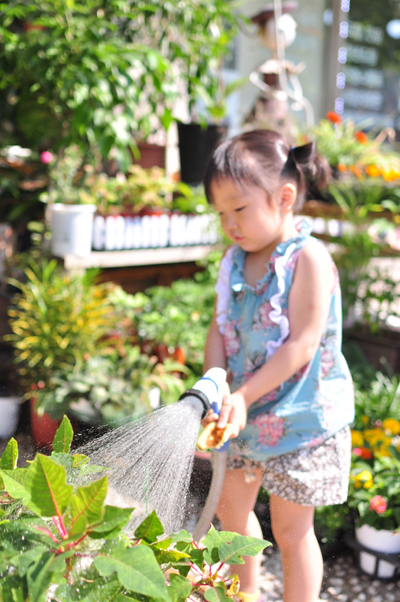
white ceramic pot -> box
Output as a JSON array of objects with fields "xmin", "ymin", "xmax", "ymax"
[
  {"xmin": 0, "ymin": 397, "xmax": 20, "ymax": 438},
  {"xmin": 50, "ymin": 204, "xmax": 96, "ymax": 257},
  {"xmin": 355, "ymin": 523, "xmax": 400, "ymax": 578}
]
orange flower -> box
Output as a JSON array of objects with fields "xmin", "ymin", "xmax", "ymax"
[
  {"xmin": 337, "ymin": 163, "xmax": 347, "ymax": 172},
  {"xmin": 355, "ymin": 131, "xmax": 368, "ymax": 144},
  {"xmin": 326, "ymin": 111, "xmax": 342, "ymax": 124},
  {"xmin": 349, "ymin": 165, "xmax": 363, "ymax": 178},
  {"xmin": 365, "ymin": 164, "xmax": 381, "ymax": 177}
]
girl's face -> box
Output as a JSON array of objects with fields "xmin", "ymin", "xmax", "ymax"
[{"xmin": 211, "ymin": 178, "xmax": 296, "ymax": 256}]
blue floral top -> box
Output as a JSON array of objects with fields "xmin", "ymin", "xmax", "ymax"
[{"xmin": 215, "ymin": 222, "xmax": 354, "ymax": 461}]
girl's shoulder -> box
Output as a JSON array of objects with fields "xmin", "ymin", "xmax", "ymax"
[{"xmin": 294, "ymin": 238, "xmax": 335, "ymax": 290}]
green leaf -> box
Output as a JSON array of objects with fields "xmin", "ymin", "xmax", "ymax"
[
  {"xmin": 1, "ymin": 468, "xmax": 29, "ymax": 500},
  {"xmin": 134, "ymin": 510, "xmax": 164, "ymax": 543},
  {"xmin": 24, "ymin": 454, "xmax": 73, "ymax": 517},
  {"xmin": 202, "ymin": 525, "xmax": 223, "ymax": 565},
  {"xmin": 0, "ymin": 438, "xmax": 19, "ymax": 470},
  {"xmin": 88, "ymin": 505, "xmax": 133, "ymax": 539},
  {"xmin": 27, "ymin": 550, "xmax": 73, "ymax": 602},
  {"xmin": 52, "ymin": 416, "xmax": 74, "ymax": 453},
  {"xmin": 155, "ymin": 550, "xmax": 190, "ymax": 565},
  {"xmin": 93, "ymin": 546, "xmax": 169, "ymax": 600},
  {"xmin": 69, "ymin": 476, "xmax": 108, "ymax": 529},
  {"xmin": 168, "ymin": 573, "xmax": 192, "ymax": 602},
  {"xmin": 171, "ymin": 529, "xmax": 193, "ymax": 544},
  {"xmin": 218, "ymin": 535, "xmax": 271, "ymax": 565},
  {"xmin": 204, "ymin": 583, "xmax": 231, "ymax": 602}
]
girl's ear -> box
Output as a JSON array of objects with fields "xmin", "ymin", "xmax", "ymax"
[{"xmin": 279, "ymin": 183, "xmax": 297, "ymax": 212}]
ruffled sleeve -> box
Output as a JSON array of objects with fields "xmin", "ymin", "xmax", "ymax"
[{"xmin": 215, "ymin": 246, "xmax": 235, "ymax": 334}]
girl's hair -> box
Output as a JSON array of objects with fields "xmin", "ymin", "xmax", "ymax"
[{"xmin": 203, "ymin": 129, "xmax": 331, "ymax": 212}]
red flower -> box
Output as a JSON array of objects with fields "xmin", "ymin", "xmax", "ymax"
[
  {"xmin": 355, "ymin": 131, "xmax": 368, "ymax": 144},
  {"xmin": 40, "ymin": 150, "xmax": 53, "ymax": 164},
  {"xmin": 369, "ymin": 495, "xmax": 387, "ymax": 514},
  {"xmin": 326, "ymin": 111, "xmax": 342, "ymax": 124},
  {"xmin": 353, "ymin": 447, "xmax": 373, "ymax": 459}
]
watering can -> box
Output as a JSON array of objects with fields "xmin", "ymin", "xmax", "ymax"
[{"xmin": 178, "ymin": 367, "xmax": 229, "ymax": 541}]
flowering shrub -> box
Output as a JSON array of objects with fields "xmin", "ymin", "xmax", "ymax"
[
  {"xmin": 347, "ymin": 375, "xmax": 400, "ymax": 531},
  {"xmin": 315, "ymin": 112, "xmax": 400, "ymax": 180}
]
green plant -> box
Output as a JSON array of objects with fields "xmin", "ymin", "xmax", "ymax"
[
  {"xmin": 314, "ymin": 504, "xmax": 352, "ymax": 545},
  {"xmin": 110, "ymin": 272, "xmax": 218, "ymax": 375},
  {"xmin": 35, "ymin": 346, "xmax": 187, "ymax": 425},
  {"xmin": 39, "ymin": 145, "xmax": 95, "ymax": 206},
  {"xmin": 0, "ymin": 1, "xmax": 241, "ymax": 165},
  {"xmin": 0, "ymin": 417, "xmax": 270, "ymax": 602},
  {"xmin": 348, "ymin": 454, "xmax": 400, "ymax": 532},
  {"xmin": 5, "ymin": 260, "xmax": 118, "ymax": 393}
]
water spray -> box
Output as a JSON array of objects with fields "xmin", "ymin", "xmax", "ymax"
[{"xmin": 79, "ymin": 367, "xmax": 229, "ymax": 538}]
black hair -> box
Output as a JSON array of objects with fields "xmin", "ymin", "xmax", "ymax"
[{"xmin": 203, "ymin": 129, "xmax": 331, "ymax": 212}]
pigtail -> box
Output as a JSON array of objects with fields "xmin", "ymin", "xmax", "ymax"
[{"xmin": 285, "ymin": 142, "xmax": 332, "ymax": 210}]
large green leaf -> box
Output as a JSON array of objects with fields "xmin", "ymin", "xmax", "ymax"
[
  {"xmin": 52, "ymin": 416, "xmax": 74, "ymax": 454},
  {"xmin": 27, "ymin": 550, "xmax": 73, "ymax": 602},
  {"xmin": 218, "ymin": 535, "xmax": 270, "ymax": 565},
  {"xmin": 89, "ymin": 505, "xmax": 133, "ymax": 539},
  {"xmin": 134, "ymin": 510, "xmax": 164, "ymax": 543},
  {"xmin": 168, "ymin": 573, "xmax": 192, "ymax": 602},
  {"xmin": 1, "ymin": 468, "xmax": 29, "ymax": 500},
  {"xmin": 69, "ymin": 475, "xmax": 108, "ymax": 529},
  {"xmin": 93, "ymin": 545, "xmax": 169, "ymax": 600},
  {"xmin": 24, "ymin": 454, "xmax": 73, "ymax": 517},
  {"xmin": 202, "ymin": 525, "xmax": 223, "ymax": 566},
  {"xmin": 0, "ymin": 438, "xmax": 19, "ymax": 470}
]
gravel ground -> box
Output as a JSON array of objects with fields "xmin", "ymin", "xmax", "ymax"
[
  {"xmin": 260, "ymin": 546, "xmax": 400, "ymax": 602},
  {"xmin": 2, "ymin": 433, "xmax": 400, "ymax": 601}
]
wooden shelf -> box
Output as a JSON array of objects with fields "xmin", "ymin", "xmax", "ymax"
[{"xmin": 63, "ymin": 245, "xmax": 218, "ymax": 270}]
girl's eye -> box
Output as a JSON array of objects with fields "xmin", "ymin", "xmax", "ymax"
[{"xmin": 235, "ymin": 206, "xmax": 246, "ymax": 212}]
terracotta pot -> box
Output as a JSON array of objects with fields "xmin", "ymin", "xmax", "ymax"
[{"xmin": 30, "ymin": 397, "xmax": 62, "ymax": 451}]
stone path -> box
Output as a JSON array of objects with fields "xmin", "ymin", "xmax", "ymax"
[{"xmin": 260, "ymin": 546, "xmax": 400, "ymax": 602}]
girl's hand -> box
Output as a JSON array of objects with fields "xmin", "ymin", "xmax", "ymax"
[
  {"xmin": 217, "ymin": 387, "xmax": 247, "ymax": 438},
  {"xmin": 200, "ymin": 382, "xmax": 231, "ymax": 428}
]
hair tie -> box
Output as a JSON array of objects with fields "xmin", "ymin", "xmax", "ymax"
[{"xmin": 289, "ymin": 142, "xmax": 316, "ymax": 166}]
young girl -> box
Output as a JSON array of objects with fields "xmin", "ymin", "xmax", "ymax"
[{"xmin": 202, "ymin": 130, "xmax": 354, "ymax": 602}]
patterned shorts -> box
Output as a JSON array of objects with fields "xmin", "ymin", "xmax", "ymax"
[{"xmin": 225, "ymin": 426, "xmax": 351, "ymax": 507}]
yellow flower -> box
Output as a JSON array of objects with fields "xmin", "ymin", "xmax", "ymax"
[
  {"xmin": 351, "ymin": 430, "xmax": 364, "ymax": 447},
  {"xmin": 355, "ymin": 470, "xmax": 373, "ymax": 489},
  {"xmin": 363, "ymin": 428, "xmax": 385, "ymax": 446},
  {"xmin": 382, "ymin": 418, "xmax": 400, "ymax": 435},
  {"xmin": 376, "ymin": 445, "xmax": 392, "ymax": 457},
  {"xmin": 362, "ymin": 415, "xmax": 369, "ymax": 425}
]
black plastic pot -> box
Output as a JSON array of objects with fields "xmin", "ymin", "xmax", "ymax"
[{"xmin": 177, "ymin": 122, "xmax": 227, "ymax": 186}]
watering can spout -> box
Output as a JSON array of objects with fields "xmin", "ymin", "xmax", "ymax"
[{"xmin": 178, "ymin": 367, "xmax": 226, "ymax": 419}]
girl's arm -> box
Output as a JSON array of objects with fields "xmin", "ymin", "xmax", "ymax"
[
  {"xmin": 203, "ymin": 302, "xmax": 227, "ymax": 372},
  {"xmin": 217, "ymin": 243, "xmax": 334, "ymax": 434}
]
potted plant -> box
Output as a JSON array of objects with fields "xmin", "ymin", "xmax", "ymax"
[
  {"xmin": 34, "ymin": 346, "xmax": 187, "ymax": 428},
  {"xmin": 348, "ymin": 454, "xmax": 400, "ymax": 579},
  {"xmin": 109, "ymin": 272, "xmax": 217, "ymax": 375},
  {"xmin": 0, "ymin": 416, "xmax": 270, "ymax": 601},
  {"xmin": 345, "ymin": 374, "xmax": 400, "ymax": 578},
  {"xmin": 38, "ymin": 146, "xmax": 97, "ymax": 257},
  {"xmin": 4, "ymin": 259, "xmax": 119, "ymax": 447}
]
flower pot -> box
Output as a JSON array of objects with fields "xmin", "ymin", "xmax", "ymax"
[
  {"xmin": 177, "ymin": 122, "xmax": 227, "ymax": 186},
  {"xmin": 30, "ymin": 397, "xmax": 62, "ymax": 451},
  {"xmin": 0, "ymin": 397, "xmax": 20, "ymax": 438},
  {"xmin": 355, "ymin": 523, "xmax": 400, "ymax": 578},
  {"xmin": 50, "ymin": 203, "xmax": 96, "ymax": 257}
]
